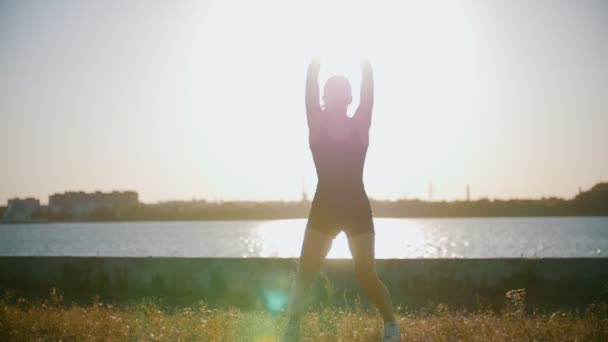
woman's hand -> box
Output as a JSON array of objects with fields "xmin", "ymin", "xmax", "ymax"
[{"xmin": 308, "ymin": 57, "xmax": 321, "ymax": 75}]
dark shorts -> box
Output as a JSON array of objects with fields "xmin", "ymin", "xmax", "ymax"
[{"xmin": 306, "ymin": 189, "xmax": 375, "ymax": 238}]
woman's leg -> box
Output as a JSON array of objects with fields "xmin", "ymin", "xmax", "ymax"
[
  {"xmin": 348, "ymin": 233, "xmax": 396, "ymax": 323},
  {"xmin": 287, "ymin": 227, "xmax": 334, "ymax": 321}
]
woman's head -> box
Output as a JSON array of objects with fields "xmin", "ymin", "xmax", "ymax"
[{"xmin": 323, "ymin": 75, "xmax": 352, "ymax": 112}]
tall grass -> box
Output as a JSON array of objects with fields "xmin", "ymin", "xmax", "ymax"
[{"xmin": 1, "ymin": 288, "xmax": 606, "ymax": 341}]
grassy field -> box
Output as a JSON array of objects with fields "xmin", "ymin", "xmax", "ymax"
[{"xmin": 1, "ymin": 289, "xmax": 607, "ymax": 341}]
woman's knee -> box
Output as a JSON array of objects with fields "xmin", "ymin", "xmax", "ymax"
[{"xmin": 354, "ymin": 265, "xmax": 379, "ymax": 288}]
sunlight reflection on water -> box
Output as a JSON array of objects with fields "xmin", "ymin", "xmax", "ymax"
[
  {"xmin": 251, "ymin": 219, "xmax": 423, "ymax": 258},
  {"xmin": 0, "ymin": 217, "xmax": 607, "ymax": 258},
  {"xmin": 248, "ymin": 217, "xmax": 608, "ymax": 259}
]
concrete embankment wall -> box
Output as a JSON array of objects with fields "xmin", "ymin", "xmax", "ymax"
[{"xmin": 1, "ymin": 257, "xmax": 607, "ymax": 311}]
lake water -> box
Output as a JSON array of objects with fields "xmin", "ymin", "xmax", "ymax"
[{"xmin": 0, "ymin": 217, "xmax": 606, "ymax": 258}]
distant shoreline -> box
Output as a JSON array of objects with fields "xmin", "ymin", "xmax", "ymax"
[
  {"xmin": 2, "ymin": 182, "xmax": 607, "ymax": 223},
  {"xmin": 1, "ymin": 214, "xmax": 607, "ymax": 224}
]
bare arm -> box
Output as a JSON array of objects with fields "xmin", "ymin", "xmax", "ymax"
[
  {"xmin": 305, "ymin": 58, "xmax": 321, "ymax": 129},
  {"xmin": 354, "ymin": 59, "xmax": 374, "ymax": 131}
]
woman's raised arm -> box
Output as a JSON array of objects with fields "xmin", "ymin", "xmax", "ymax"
[
  {"xmin": 354, "ymin": 59, "xmax": 374, "ymax": 130},
  {"xmin": 305, "ymin": 58, "xmax": 321, "ymax": 129}
]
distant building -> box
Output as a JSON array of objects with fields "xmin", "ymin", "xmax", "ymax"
[
  {"xmin": 49, "ymin": 191, "xmax": 139, "ymax": 218},
  {"xmin": 2, "ymin": 198, "xmax": 41, "ymax": 222}
]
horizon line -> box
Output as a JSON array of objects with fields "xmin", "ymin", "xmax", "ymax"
[{"xmin": 3, "ymin": 183, "xmax": 604, "ymax": 206}]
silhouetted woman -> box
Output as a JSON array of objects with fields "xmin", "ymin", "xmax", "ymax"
[{"xmin": 283, "ymin": 59, "xmax": 400, "ymax": 342}]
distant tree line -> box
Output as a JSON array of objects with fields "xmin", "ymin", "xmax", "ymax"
[
  {"xmin": 14, "ymin": 182, "xmax": 608, "ymax": 222},
  {"xmin": 376, "ymin": 183, "xmax": 608, "ymax": 217}
]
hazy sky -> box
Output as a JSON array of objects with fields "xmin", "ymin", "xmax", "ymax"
[{"xmin": 1, "ymin": 0, "xmax": 607, "ymax": 204}]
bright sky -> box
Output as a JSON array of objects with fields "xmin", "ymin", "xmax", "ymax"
[{"xmin": 1, "ymin": 0, "xmax": 607, "ymax": 204}]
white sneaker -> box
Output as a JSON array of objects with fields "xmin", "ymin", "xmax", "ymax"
[{"xmin": 382, "ymin": 322, "xmax": 400, "ymax": 342}]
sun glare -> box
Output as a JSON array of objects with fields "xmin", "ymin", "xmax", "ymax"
[{"xmin": 202, "ymin": 0, "xmax": 480, "ymax": 200}]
